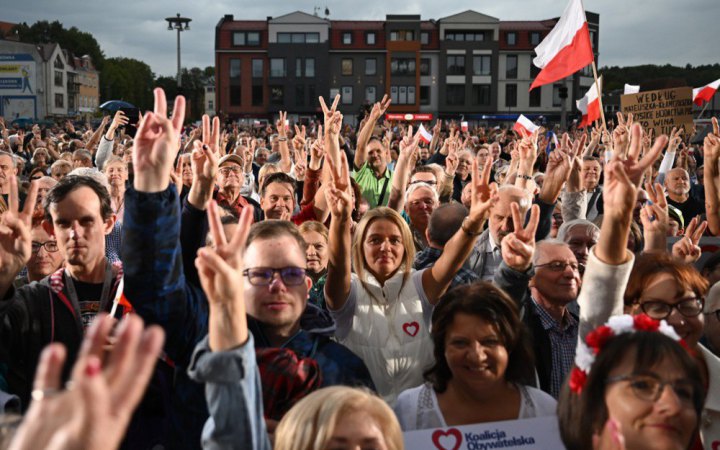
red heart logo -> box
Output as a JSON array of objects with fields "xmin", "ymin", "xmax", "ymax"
[
  {"xmin": 432, "ymin": 428, "xmax": 462, "ymax": 450},
  {"xmin": 712, "ymin": 440, "xmax": 720, "ymax": 450},
  {"xmin": 403, "ymin": 321, "xmax": 419, "ymax": 337}
]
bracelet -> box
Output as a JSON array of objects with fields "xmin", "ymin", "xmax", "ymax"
[
  {"xmin": 461, "ymin": 217, "xmax": 483, "ymax": 237},
  {"xmin": 277, "ymin": 137, "xmax": 288, "ymax": 142},
  {"xmin": 518, "ymin": 174, "xmax": 533, "ymax": 181}
]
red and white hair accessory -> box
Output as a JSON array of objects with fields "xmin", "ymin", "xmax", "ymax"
[{"xmin": 569, "ymin": 314, "xmax": 686, "ymax": 394}]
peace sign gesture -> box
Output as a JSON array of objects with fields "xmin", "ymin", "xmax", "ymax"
[
  {"xmin": 639, "ymin": 182, "xmax": 669, "ymax": 235},
  {"xmin": 464, "ymin": 156, "xmax": 499, "ymax": 232},
  {"xmin": 501, "ymin": 202, "xmax": 540, "ymax": 272},
  {"xmin": 671, "ymin": 216, "xmax": 707, "ymax": 264},
  {"xmin": 292, "ymin": 124, "xmax": 307, "ymax": 152},
  {"xmin": 276, "ymin": 111, "xmax": 288, "ymax": 138},
  {"xmin": 319, "ymin": 94, "xmax": 340, "ymax": 123},
  {"xmin": 196, "ymin": 201, "xmax": 254, "ymax": 350},
  {"xmin": 618, "ymin": 124, "xmax": 667, "ymax": 187},
  {"xmin": 369, "ymin": 94, "xmax": 392, "ymax": 121},
  {"xmin": 324, "ymin": 152, "xmax": 353, "ymax": 220},
  {"xmin": 0, "ymin": 176, "xmax": 38, "ymax": 298}
]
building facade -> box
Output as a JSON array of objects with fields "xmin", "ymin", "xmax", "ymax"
[{"xmin": 215, "ymin": 10, "xmax": 600, "ymax": 125}]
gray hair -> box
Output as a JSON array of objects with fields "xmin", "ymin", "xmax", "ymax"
[
  {"xmin": 533, "ymin": 238, "xmax": 571, "ymax": 266},
  {"xmin": 557, "ymin": 219, "xmax": 600, "ymax": 242},
  {"xmin": 404, "ymin": 181, "xmax": 439, "ymax": 205}
]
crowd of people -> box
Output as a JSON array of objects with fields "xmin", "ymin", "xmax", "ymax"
[{"xmin": 0, "ymin": 87, "xmax": 718, "ymax": 450}]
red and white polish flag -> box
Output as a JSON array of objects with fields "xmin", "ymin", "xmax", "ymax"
[
  {"xmin": 418, "ymin": 124, "xmax": 433, "ymax": 144},
  {"xmin": 530, "ymin": 0, "xmax": 594, "ymax": 91},
  {"xmin": 461, "ymin": 121, "xmax": 469, "ymax": 132},
  {"xmin": 693, "ymin": 79, "xmax": 720, "ymax": 106},
  {"xmin": 513, "ymin": 115, "xmax": 540, "ymax": 137},
  {"xmin": 576, "ymin": 76, "xmax": 602, "ymax": 128}
]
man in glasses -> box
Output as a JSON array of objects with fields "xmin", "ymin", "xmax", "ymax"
[
  {"xmin": 214, "ymin": 154, "xmax": 262, "ymax": 223},
  {"xmin": 122, "ymin": 96, "xmax": 372, "ymax": 448}
]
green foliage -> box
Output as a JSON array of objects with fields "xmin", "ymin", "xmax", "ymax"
[
  {"xmin": 101, "ymin": 58, "xmax": 155, "ymax": 111},
  {"xmin": 600, "ymin": 64, "xmax": 720, "ymax": 91}
]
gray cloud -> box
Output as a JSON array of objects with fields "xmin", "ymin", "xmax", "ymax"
[{"xmin": 5, "ymin": 0, "xmax": 719, "ymax": 77}]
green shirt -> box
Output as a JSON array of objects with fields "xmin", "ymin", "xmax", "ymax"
[{"xmin": 352, "ymin": 162, "xmax": 393, "ymax": 208}]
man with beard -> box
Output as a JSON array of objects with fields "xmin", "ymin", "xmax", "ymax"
[{"xmin": 665, "ymin": 167, "xmax": 704, "ymax": 224}]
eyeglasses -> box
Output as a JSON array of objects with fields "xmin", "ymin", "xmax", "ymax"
[
  {"xmin": 534, "ymin": 261, "xmax": 579, "ymax": 272},
  {"xmin": 637, "ymin": 297, "xmax": 704, "ymax": 321},
  {"xmin": 219, "ymin": 166, "xmax": 243, "ymax": 175},
  {"xmin": 31, "ymin": 241, "xmax": 59, "ymax": 254},
  {"xmin": 606, "ymin": 373, "xmax": 698, "ymax": 408},
  {"xmin": 242, "ymin": 267, "xmax": 307, "ymax": 286}
]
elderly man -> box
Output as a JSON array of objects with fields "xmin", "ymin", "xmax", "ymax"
[
  {"xmin": 404, "ymin": 182, "xmax": 439, "ymax": 251},
  {"xmin": 71, "ymin": 149, "xmax": 93, "ymax": 169},
  {"xmin": 665, "ymin": 167, "xmax": 704, "ymax": 224},
  {"xmin": 214, "ymin": 154, "xmax": 262, "ymax": 222},
  {"xmin": 467, "ymin": 185, "xmax": 532, "ymax": 280},
  {"xmin": 557, "ymin": 219, "xmax": 600, "ymax": 274},
  {"xmin": 494, "ymin": 236, "xmax": 581, "ymax": 398},
  {"xmin": 705, "ymin": 282, "xmax": 720, "ymax": 357}
]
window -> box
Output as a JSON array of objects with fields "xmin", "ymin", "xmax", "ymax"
[
  {"xmin": 366, "ymin": 32, "xmax": 376, "ymax": 45},
  {"xmin": 252, "ymin": 59, "xmax": 263, "ymax": 78},
  {"xmin": 342, "ymin": 32, "xmax": 352, "ymax": 45},
  {"xmin": 230, "ymin": 59, "xmax": 241, "ymax": 106},
  {"xmin": 208, "ymin": 100, "xmax": 214, "ymax": 110},
  {"xmin": 530, "ymin": 63, "xmax": 540, "ymax": 78},
  {"xmin": 365, "ymin": 58, "xmax": 377, "ymax": 76},
  {"xmin": 421, "ymin": 32, "xmax": 429, "ymax": 45},
  {"xmin": 342, "ymin": 86, "xmax": 353, "ymax": 104},
  {"xmin": 472, "ymin": 85, "xmax": 491, "ymax": 106},
  {"xmin": 270, "ymin": 86, "xmax": 284, "ymax": 105},
  {"xmin": 296, "ymin": 58, "xmax": 302, "ymax": 77},
  {"xmin": 252, "ymin": 85, "xmax": 263, "ymax": 106},
  {"xmin": 390, "ymin": 85, "xmax": 415, "ymax": 105},
  {"xmin": 553, "ymin": 84, "xmax": 562, "ymax": 107},
  {"xmin": 529, "ymin": 87, "xmax": 542, "ymax": 107},
  {"xmin": 506, "ymin": 55, "xmax": 518, "ymax": 79},
  {"xmin": 420, "ymin": 86, "xmax": 430, "ymax": 105},
  {"xmin": 420, "ymin": 58, "xmax": 430, "ymax": 76},
  {"xmin": 277, "ymin": 32, "xmax": 320, "ymax": 44},
  {"xmin": 308, "ymin": 84, "xmax": 316, "ymax": 105},
  {"xmin": 589, "ymin": 30, "xmax": 596, "ymax": 51},
  {"xmin": 446, "ymin": 85, "xmax": 465, "ymax": 106},
  {"xmin": 530, "ymin": 32, "xmax": 541, "ymax": 46},
  {"xmin": 54, "ymin": 57, "xmax": 64, "ymax": 69},
  {"xmin": 341, "ymin": 59, "xmax": 353, "ymax": 76},
  {"xmin": 507, "ymin": 32, "xmax": 517, "ymax": 46},
  {"xmin": 365, "ymin": 86, "xmax": 376, "ymax": 103},
  {"xmin": 390, "ymin": 30, "xmax": 414, "ymax": 41},
  {"xmin": 391, "ymin": 58, "xmax": 415, "ymax": 76},
  {"xmin": 445, "ymin": 31, "xmax": 486, "ymax": 42},
  {"xmin": 505, "ymin": 84, "xmax": 517, "ymax": 107},
  {"xmin": 295, "ymin": 85, "xmax": 305, "ymax": 106},
  {"xmin": 447, "ymin": 55, "xmax": 465, "ymax": 76},
  {"xmin": 270, "ymin": 58, "xmax": 285, "ymax": 77},
  {"xmin": 55, "ymin": 93, "xmax": 63, "ymax": 108},
  {"xmin": 305, "ymin": 58, "xmax": 315, "ymax": 78},
  {"xmin": 472, "ymin": 56, "xmax": 491, "ymax": 76},
  {"xmin": 234, "ymin": 32, "xmax": 261, "ymax": 46},
  {"xmin": 54, "ymin": 70, "xmax": 63, "ymax": 87}
]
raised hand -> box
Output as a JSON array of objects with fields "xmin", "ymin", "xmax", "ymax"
[
  {"xmin": 191, "ymin": 115, "xmax": 220, "ymax": 185},
  {"xmin": 319, "ymin": 94, "xmax": 340, "ymax": 128},
  {"xmin": 132, "ymin": 88, "xmax": 186, "ymax": 193},
  {"xmin": 324, "ymin": 152, "xmax": 353, "ymax": 220},
  {"xmin": 501, "ymin": 202, "xmax": 540, "ymax": 271},
  {"xmin": 445, "ymin": 152, "xmax": 459, "ymax": 177},
  {"xmin": 465, "ymin": 156, "xmax": 498, "ymax": 232},
  {"xmin": 369, "ymin": 94, "xmax": 391, "ymax": 120},
  {"xmin": 0, "ymin": 176, "xmax": 38, "ymax": 297},
  {"xmin": 9, "ymin": 314, "xmax": 164, "ymax": 450},
  {"xmin": 603, "ymin": 160, "xmax": 637, "ymax": 224},
  {"xmin": 619, "ymin": 124, "xmax": 667, "ymax": 187},
  {"xmin": 276, "ymin": 111, "xmax": 288, "ymax": 139},
  {"xmin": 309, "ymin": 125, "xmax": 324, "ymax": 170},
  {"xmin": 541, "ymin": 145, "xmax": 573, "ymax": 202},
  {"xmin": 667, "ymin": 127, "xmax": 683, "ymax": 153},
  {"xmin": 197, "ymin": 201, "xmax": 253, "ymax": 351},
  {"xmin": 106, "ymin": 111, "xmax": 128, "ymax": 139},
  {"xmin": 292, "ymin": 124, "xmax": 307, "ymax": 152},
  {"xmin": 640, "ymin": 182, "xmax": 669, "ymax": 235},
  {"xmin": 613, "ymin": 112, "xmax": 633, "ymax": 158},
  {"xmin": 671, "ymin": 216, "xmax": 706, "ymax": 264}
]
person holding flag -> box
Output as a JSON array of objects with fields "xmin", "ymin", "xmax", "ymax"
[{"xmin": 576, "ymin": 76, "xmax": 602, "ymax": 128}]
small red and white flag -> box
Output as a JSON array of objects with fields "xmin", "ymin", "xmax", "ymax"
[
  {"xmin": 417, "ymin": 124, "xmax": 433, "ymax": 144},
  {"xmin": 530, "ymin": 0, "xmax": 594, "ymax": 91},
  {"xmin": 693, "ymin": 79, "xmax": 720, "ymax": 106},
  {"xmin": 576, "ymin": 76, "xmax": 602, "ymax": 128},
  {"xmin": 513, "ymin": 115, "xmax": 540, "ymax": 137},
  {"xmin": 461, "ymin": 121, "xmax": 469, "ymax": 132},
  {"xmin": 624, "ymin": 84, "xmax": 640, "ymax": 95}
]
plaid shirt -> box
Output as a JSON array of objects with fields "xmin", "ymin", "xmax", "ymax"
[
  {"xmin": 530, "ymin": 298, "xmax": 578, "ymax": 398},
  {"xmin": 414, "ymin": 247, "xmax": 480, "ymax": 289}
]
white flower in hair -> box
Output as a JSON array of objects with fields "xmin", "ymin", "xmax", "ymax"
[
  {"xmin": 658, "ymin": 320, "xmax": 681, "ymax": 340},
  {"xmin": 606, "ymin": 315, "xmax": 634, "ymax": 335},
  {"xmin": 574, "ymin": 342, "xmax": 595, "ymax": 372}
]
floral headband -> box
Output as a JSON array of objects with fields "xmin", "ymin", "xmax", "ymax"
[{"xmin": 569, "ymin": 314, "xmax": 687, "ymax": 394}]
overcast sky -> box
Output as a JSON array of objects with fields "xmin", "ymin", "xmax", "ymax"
[{"xmin": 4, "ymin": 0, "xmax": 719, "ymax": 77}]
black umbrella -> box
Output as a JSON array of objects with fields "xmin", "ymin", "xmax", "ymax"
[{"xmin": 99, "ymin": 100, "xmax": 135, "ymax": 111}]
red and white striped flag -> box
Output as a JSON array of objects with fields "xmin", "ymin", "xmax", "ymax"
[
  {"xmin": 513, "ymin": 115, "xmax": 540, "ymax": 137},
  {"xmin": 461, "ymin": 121, "xmax": 469, "ymax": 132},
  {"xmin": 530, "ymin": 0, "xmax": 594, "ymax": 91},
  {"xmin": 418, "ymin": 124, "xmax": 433, "ymax": 144},
  {"xmin": 576, "ymin": 76, "xmax": 602, "ymax": 128},
  {"xmin": 693, "ymin": 79, "xmax": 720, "ymax": 106}
]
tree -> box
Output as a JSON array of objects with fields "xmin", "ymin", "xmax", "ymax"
[
  {"xmin": 12, "ymin": 20, "xmax": 105, "ymax": 71},
  {"xmin": 101, "ymin": 58, "xmax": 155, "ymax": 111}
]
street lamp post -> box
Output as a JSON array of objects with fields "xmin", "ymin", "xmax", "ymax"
[{"xmin": 165, "ymin": 13, "xmax": 191, "ymax": 91}]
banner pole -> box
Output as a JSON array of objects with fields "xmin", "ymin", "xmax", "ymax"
[{"xmin": 590, "ymin": 61, "xmax": 607, "ymax": 131}]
